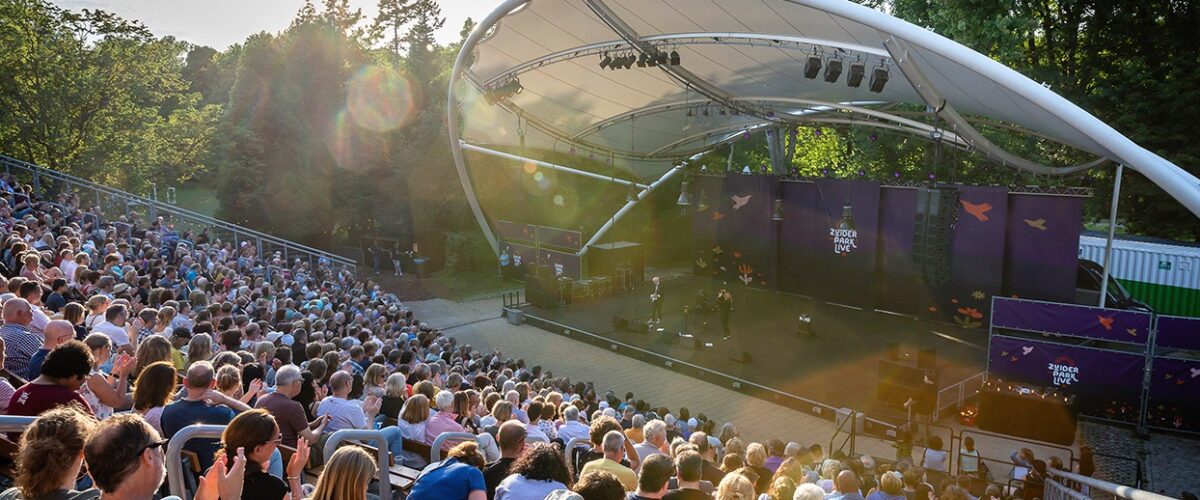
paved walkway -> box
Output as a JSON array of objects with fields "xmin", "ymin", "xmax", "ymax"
[{"xmin": 407, "ymin": 297, "xmax": 1196, "ymax": 497}]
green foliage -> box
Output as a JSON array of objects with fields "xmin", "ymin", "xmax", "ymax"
[
  {"xmin": 444, "ymin": 230, "xmax": 494, "ymax": 273},
  {"xmin": 0, "ymin": 0, "xmax": 217, "ymax": 191}
]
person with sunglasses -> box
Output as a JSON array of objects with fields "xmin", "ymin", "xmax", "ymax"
[
  {"xmin": 218, "ymin": 409, "xmax": 310, "ymax": 500},
  {"xmin": 83, "ymin": 413, "xmax": 170, "ymax": 500}
]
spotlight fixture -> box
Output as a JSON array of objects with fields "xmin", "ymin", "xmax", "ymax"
[
  {"xmin": 847, "ymin": 63, "xmax": 865, "ymax": 87},
  {"xmin": 669, "ymin": 50, "xmax": 681, "ymax": 66},
  {"xmin": 686, "ymin": 108, "xmax": 694, "ymax": 117},
  {"xmin": 696, "ymin": 190, "xmax": 709, "ymax": 212},
  {"xmin": 599, "ymin": 54, "xmax": 612, "ymax": 69},
  {"xmin": 771, "ymin": 198, "xmax": 785, "ymax": 221},
  {"xmin": 804, "ymin": 56, "xmax": 822, "ymax": 79},
  {"xmin": 484, "ymin": 77, "xmax": 523, "ymax": 105},
  {"xmin": 626, "ymin": 183, "xmax": 639, "ymax": 202},
  {"xmin": 637, "ymin": 53, "xmax": 647, "ymax": 67},
  {"xmin": 676, "ymin": 177, "xmax": 693, "ymax": 206},
  {"xmin": 869, "ymin": 67, "xmax": 889, "ymax": 93},
  {"xmin": 657, "ymin": 52, "xmax": 669, "ymax": 66},
  {"xmin": 824, "ymin": 59, "xmax": 842, "ymax": 82},
  {"xmin": 702, "ymin": 107, "xmax": 710, "ymax": 117}
]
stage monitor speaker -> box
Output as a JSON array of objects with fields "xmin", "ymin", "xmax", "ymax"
[
  {"xmin": 886, "ymin": 343, "xmax": 900, "ymax": 361},
  {"xmin": 612, "ymin": 316, "xmax": 628, "ymax": 331},
  {"xmin": 918, "ymin": 348, "xmax": 937, "ymax": 370},
  {"xmin": 612, "ymin": 315, "xmax": 648, "ymax": 334},
  {"xmin": 913, "ymin": 188, "xmax": 959, "ymax": 286},
  {"xmin": 878, "ymin": 359, "xmax": 926, "ymax": 388}
]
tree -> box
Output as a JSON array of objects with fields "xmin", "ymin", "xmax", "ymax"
[{"xmin": 371, "ymin": 0, "xmax": 415, "ymax": 57}]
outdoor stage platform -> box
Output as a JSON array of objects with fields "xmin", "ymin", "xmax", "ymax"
[{"xmin": 515, "ymin": 273, "xmax": 988, "ymax": 420}]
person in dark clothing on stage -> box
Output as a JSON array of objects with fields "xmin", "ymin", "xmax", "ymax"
[
  {"xmin": 717, "ymin": 288, "xmax": 732, "ymax": 339},
  {"xmin": 650, "ymin": 276, "xmax": 665, "ymax": 323}
]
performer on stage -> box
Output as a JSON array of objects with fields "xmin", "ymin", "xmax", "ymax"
[
  {"xmin": 717, "ymin": 287, "xmax": 733, "ymax": 339},
  {"xmin": 650, "ymin": 276, "xmax": 665, "ymax": 323}
]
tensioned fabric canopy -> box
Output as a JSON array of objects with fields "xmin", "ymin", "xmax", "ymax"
[{"xmin": 448, "ymin": 0, "xmax": 1200, "ymax": 252}]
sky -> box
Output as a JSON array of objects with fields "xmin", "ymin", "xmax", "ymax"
[{"xmin": 53, "ymin": 0, "xmax": 507, "ymax": 48}]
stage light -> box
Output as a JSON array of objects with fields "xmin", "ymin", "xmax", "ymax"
[
  {"xmin": 626, "ymin": 183, "xmax": 639, "ymax": 202},
  {"xmin": 696, "ymin": 190, "xmax": 709, "ymax": 212},
  {"xmin": 847, "ymin": 63, "xmax": 865, "ymax": 87},
  {"xmin": 840, "ymin": 203, "xmax": 855, "ymax": 229},
  {"xmin": 657, "ymin": 52, "xmax": 669, "ymax": 66},
  {"xmin": 670, "ymin": 50, "xmax": 681, "ymax": 66},
  {"xmin": 599, "ymin": 54, "xmax": 612, "ymax": 69},
  {"xmin": 824, "ymin": 59, "xmax": 842, "ymax": 82},
  {"xmin": 771, "ymin": 198, "xmax": 784, "ymax": 221},
  {"xmin": 484, "ymin": 77, "xmax": 523, "ymax": 104},
  {"xmin": 702, "ymin": 108, "xmax": 710, "ymax": 117},
  {"xmin": 637, "ymin": 53, "xmax": 647, "ymax": 67},
  {"xmin": 686, "ymin": 109, "xmax": 694, "ymax": 117},
  {"xmin": 870, "ymin": 67, "xmax": 889, "ymax": 93},
  {"xmin": 804, "ymin": 56, "xmax": 821, "ymax": 79},
  {"xmin": 677, "ymin": 178, "xmax": 693, "ymax": 206}
]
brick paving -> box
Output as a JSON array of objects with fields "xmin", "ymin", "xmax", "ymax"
[{"xmin": 408, "ymin": 297, "xmax": 1199, "ymax": 497}]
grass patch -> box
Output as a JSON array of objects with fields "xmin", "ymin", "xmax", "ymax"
[{"xmin": 427, "ymin": 269, "xmax": 520, "ymax": 301}]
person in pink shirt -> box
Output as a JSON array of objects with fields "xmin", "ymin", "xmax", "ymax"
[{"xmin": 426, "ymin": 390, "xmax": 467, "ymax": 449}]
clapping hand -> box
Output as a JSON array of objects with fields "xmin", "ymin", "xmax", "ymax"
[
  {"xmin": 287, "ymin": 437, "xmax": 310, "ymax": 479},
  {"xmin": 113, "ymin": 353, "xmax": 136, "ymax": 377},
  {"xmin": 315, "ymin": 384, "xmax": 329, "ymax": 401},
  {"xmin": 363, "ymin": 395, "xmax": 382, "ymax": 416},
  {"xmin": 247, "ymin": 378, "xmax": 265, "ymax": 397},
  {"xmin": 196, "ymin": 447, "xmax": 246, "ymax": 500}
]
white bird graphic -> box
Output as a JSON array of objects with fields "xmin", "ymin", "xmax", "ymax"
[
  {"xmin": 1021, "ymin": 346, "xmax": 1034, "ymax": 356},
  {"xmin": 731, "ymin": 194, "xmax": 752, "ymax": 210},
  {"xmin": 1191, "ymin": 368, "xmax": 1200, "ymax": 378}
]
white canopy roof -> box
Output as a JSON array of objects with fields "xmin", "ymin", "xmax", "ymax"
[{"xmin": 448, "ymin": 0, "xmax": 1200, "ymax": 251}]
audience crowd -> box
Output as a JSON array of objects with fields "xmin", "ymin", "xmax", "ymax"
[{"xmin": 0, "ymin": 175, "xmax": 1085, "ymax": 500}]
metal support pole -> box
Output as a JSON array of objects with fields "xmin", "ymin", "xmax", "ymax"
[
  {"xmin": 167, "ymin": 424, "xmax": 228, "ymax": 498},
  {"xmin": 323, "ymin": 429, "xmax": 393, "ymax": 500},
  {"xmin": 150, "ymin": 183, "xmax": 158, "ymax": 220},
  {"xmin": 1099, "ymin": 164, "xmax": 1124, "ymax": 307}
]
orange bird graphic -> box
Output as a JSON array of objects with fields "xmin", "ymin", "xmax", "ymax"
[
  {"xmin": 960, "ymin": 200, "xmax": 993, "ymax": 221},
  {"xmin": 1098, "ymin": 315, "xmax": 1115, "ymax": 330},
  {"xmin": 711, "ymin": 211, "xmax": 725, "ymax": 221}
]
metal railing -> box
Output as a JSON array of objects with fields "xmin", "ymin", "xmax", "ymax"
[
  {"xmin": 323, "ymin": 429, "xmax": 394, "ymax": 500},
  {"xmin": 429, "ymin": 431, "xmax": 547, "ymax": 462},
  {"xmin": 935, "ymin": 371, "xmax": 986, "ymax": 420},
  {"xmin": 1046, "ymin": 468, "xmax": 1175, "ymax": 500},
  {"xmin": 166, "ymin": 424, "xmax": 227, "ymax": 499},
  {"xmin": 0, "ymin": 155, "xmax": 356, "ymax": 272}
]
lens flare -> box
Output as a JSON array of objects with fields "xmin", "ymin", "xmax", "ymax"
[
  {"xmin": 523, "ymin": 161, "xmax": 538, "ymax": 174},
  {"xmin": 347, "ymin": 64, "xmax": 415, "ymax": 132}
]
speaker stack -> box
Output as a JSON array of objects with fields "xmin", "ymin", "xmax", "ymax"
[
  {"xmin": 876, "ymin": 346, "xmax": 937, "ymax": 412},
  {"xmin": 913, "ymin": 187, "xmax": 959, "ymax": 287}
]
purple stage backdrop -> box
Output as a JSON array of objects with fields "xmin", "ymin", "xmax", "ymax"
[
  {"xmin": 933, "ymin": 186, "xmax": 1009, "ymax": 327},
  {"xmin": 1155, "ymin": 316, "xmax": 1200, "ymax": 351},
  {"xmin": 991, "ymin": 298, "xmax": 1152, "ymax": 344},
  {"xmin": 804, "ymin": 180, "xmax": 881, "ymax": 306},
  {"xmin": 1004, "ymin": 194, "xmax": 1084, "ymax": 302},
  {"xmin": 538, "ymin": 248, "xmax": 582, "ymax": 279},
  {"xmin": 988, "ymin": 336, "xmax": 1144, "ymax": 421},
  {"xmin": 536, "ymin": 226, "xmax": 582, "ymax": 250},
  {"xmin": 714, "ymin": 175, "xmax": 779, "ymax": 289},
  {"xmin": 778, "ymin": 181, "xmax": 821, "ymax": 296},
  {"xmin": 497, "ymin": 220, "xmax": 536, "ymax": 243},
  {"xmin": 1146, "ymin": 357, "xmax": 1200, "ymax": 432},
  {"xmin": 692, "ymin": 175, "xmax": 726, "ymax": 277},
  {"xmin": 876, "ymin": 187, "xmax": 921, "ymax": 312}
]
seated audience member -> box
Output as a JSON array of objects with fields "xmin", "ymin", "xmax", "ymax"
[
  {"xmin": 767, "ymin": 477, "xmax": 796, "ymax": 500},
  {"xmin": 867, "ymin": 471, "xmax": 906, "ymax": 500},
  {"xmin": 485, "ymin": 421, "xmax": 528, "ymax": 500},
  {"xmin": 629, "ymin": 454, "xmax": 675, "ymax": 500},
  {"xmin": 0, "ymin": 338, "xmax": 15, "ymax": 414},
  {"xmin": 396, "ymin": 394, "xmax": 432, "ymax": 468},
  {"xmin": 1, "ymin": 298, "xmax": 41, "ymax": 380},
  {"xmin": 79, "ymin": 333, "xmax": 135, "ymax": 419},
  {"xmin": 0, "ymin": 406, "xmax": 98, "ymax": 500},
  {"xmin": 688, "ymin": 432, "xmax": 725, "ymax": 485},
  {"xmin": 379, "ymin": 372, "xmax": 407, "ymax": 426},
  {"xmin": 256, "ymin": 364, "xmax": 326, "ymax": 448},
  {"xmin": 829, "ymin": 470, "xmax": 867, "ymax": 500},
  {"xmin": 765, "ymin": 439, "xmax": 786, "ymax": 473},
  {"xmin": 556, "ymin": 405, "xmax": 591, "ymax": 448},
  {"xmin": 715, "ymin": 472, "xmax": 755, "ymax": 500},
  {"xmin": 132, "ymin": 361, "xmax": 177, "ymax": 434},
  {"xmin": 571, "ymin": 471, "xmax": 627, "ymax": 500},
  {"xmin": 920, "ymin": 436, "xmax": 948, "ymax": 473},
  {"xmin": 425, "ymin": 389, "xmax": 468, "ymax": 448},
  {"xmin": 91, "ymin": 304, "xmax": 132, "ymax": 351},
  {"xmin": 795, "ymin": 483, "xmax": 828, "ymax": 500},
  {"xmin": 24, "ymin": 319, "xmax": 73, "ymax": 379},
  {"xmin": 309, "ymin": 446, "xmax": 377, "ymax": 500},
  {"xmin": 495, "ymin": 442, "xmax": 572, "ymax": 499},
  {"xmin": 218, "ymin": 409, "xmax": 309, "ymax": 500},
  {"xmin": 8, "ymin": 340, "xmax": 94, "ymax": 417},
  {"xmin": 746, "ymin": 443, "xmax": 773, "ymax": 494},
  {"xmin": 664, "ymin": 450, "xmax": 710, "ymax": 500},
  {"xmin": 625, "ymin": 414, "xmax": 646, "ymax": 444},
  {"xmin": 636, "ymin": 419, "xmax": 669, "ymax": 465},
  {"xmin": 83, "ymin": 414, "xmax": 169, "ymax": 500},
  {"xmin": 580, "ymin": 430, "xmax": 638, "ymax": 492},
  {"xmin": 316, "ymin": 370, "xmax": 402, "ymax": 463},
  {"xmin": 408, "ymin": 441, "xmax": 488, "ymax": 500},
  {"xmin": 161, "ymin": 360, "xmax": 249, "ymax": 471},
  {"xmin": 576, "ymin": 416, "xmax": 639, "ymax": 474}
]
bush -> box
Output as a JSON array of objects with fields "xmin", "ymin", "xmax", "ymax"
[{"xmin": 444, "ymin": 231, "xmax": 495, "ymax": 273}]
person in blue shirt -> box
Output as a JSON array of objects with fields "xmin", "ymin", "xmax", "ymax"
[
  {"xmin": 409, "ymin": 441, "xmax": 488, "ymax": 500},
  {"xmin": 160, "ymin": 360, "xmax": 251, "ymax": 472}
]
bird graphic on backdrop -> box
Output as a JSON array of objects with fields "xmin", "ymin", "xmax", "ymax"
[
  {"xmin": 1098, "ymin": 315, "xmax": 1115, "ymax": 330},
  {"xmin": 731, "ymin": 194, "xmax": 752, "ymax": 210},
  {"xmin": 1024, "ymin": 218, "xmax": 1048, "ymax": 231},
  {"xmin": 960, "ymin": 200, "xmax": 993, "ymax": 221}
]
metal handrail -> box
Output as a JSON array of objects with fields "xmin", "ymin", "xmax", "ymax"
[
  {"xmin": 323, "ymin": 429, "xmax": 393, "ymax": 500},
  {"xmin": 166, "ymin": 424, "xmax": 227, "ymax": 499},
  {"xmin": 934, "ymin": 371, "xmax": 985, "ymax": 420},
  {"xmin": 0, "ymin": 155, "xmax": 356, "ymax": 269},
  {"xmin": 0, "ymin": 415, "xmax": 36, "ymax": 433},
  {"xmin": 1048, "ymin": 468, "xmax": 1175, "ymax": 500},
  {"xmin": 564, "ymin": 437, "xmax": 591, "ymax": 477},
  {"xmin": 430, "ymin": 432, "xmax": 480, "ymax": 462}
]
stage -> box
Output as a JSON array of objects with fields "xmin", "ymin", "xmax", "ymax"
[{"xmin": 517, "ymin": 273, "xmax": 988, "ymax": 419}]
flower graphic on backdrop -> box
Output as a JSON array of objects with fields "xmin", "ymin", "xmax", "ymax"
[
  {"xmin": 954, "ymin": 307, "xmax": 984, "ymax": 329},
  {"xmin": 971, "ymin": 290, "xmax": 986, "ymax": 300},
  {"xmin": 738, "ymin": 264, "xmax": 754, "ymax": 285}
]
